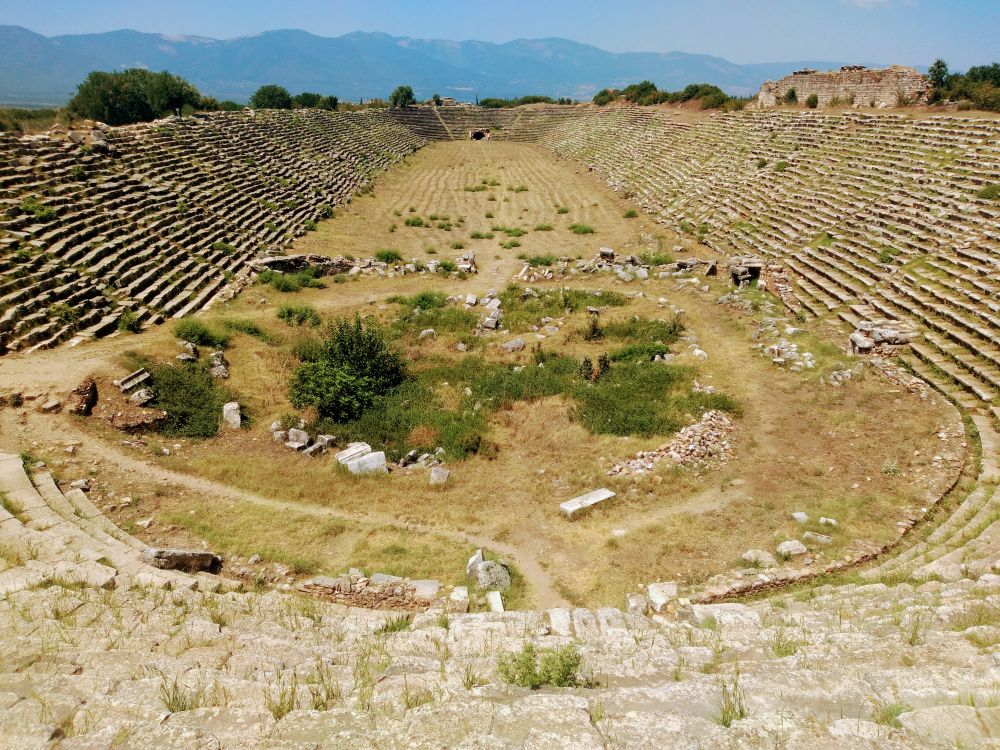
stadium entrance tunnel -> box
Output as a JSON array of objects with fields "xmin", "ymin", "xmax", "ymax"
[{"xmin": 470, "ymin": 129, "xmax": 491, "ymax": 140}]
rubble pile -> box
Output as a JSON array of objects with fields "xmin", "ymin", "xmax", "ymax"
[
  {"xmin": 298, "ymin": 570, "xmax": 449, "ymax": 612},
  {"xmin": 847, "ymin": 319, "xmax": 917, "ymax": 355},
  {"xmin": 608, "ymin": 410, "xmax": 736, "ymax": 476}
]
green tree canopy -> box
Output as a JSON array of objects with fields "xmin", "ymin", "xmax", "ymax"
[
  {"xmin": 928, "ymin": 59, "xmax": 949, "ymax": 89},
  {"xmin": 389, "ymin": 85, "xmax": 416, "ymax": 108},
  {"xmin": 249, "ymin": 84, "xmax": 294, "ymax": 109},
  {"xmin": 68, "ymin": 69, "xmax": 202, "ymax": 126}
]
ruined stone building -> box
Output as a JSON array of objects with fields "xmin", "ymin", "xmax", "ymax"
[{"xmin": 757, "ymin": 65, "xmax": 929, "ymax": 108}]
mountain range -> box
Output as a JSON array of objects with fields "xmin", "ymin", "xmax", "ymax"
[{"xmin": 0, "ymin": 25, "xmax": 867, "ymax": 106}]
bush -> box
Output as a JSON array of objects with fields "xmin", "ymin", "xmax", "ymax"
[
  {"xmin": 526, "ymin": 255, "xmax": 556, "ymax": 267},
  {"xmin": 290, "ymin": 315, "xmax": 406, "ymax": 421},
  {"xmin": 603, "ymin": 316, "xmax": 684, "ymax": 344},
  {"xmin": 805, "ymin": 93, "xmax": 819, "ymax": 109},
  {"xmin": 623, "ymin": 209, "xmax": 638, "ymax": 218},
  {"xmin": 404, "ymin": 216, "xmax": 425, "ymax": 228},
  {"xmin": 222, "ymin": 318, "xmax": 278, "ymax": 342},
  {"xmin": 977, "ymin": 184, "xmax": 1000, "ymax": 200},
  {"xmin": 389, "ymin": 85, "xmax": 416, "ymax": 108},
  {"xmin": 117, "ymin": 310, "xmax": 142, "ymax": 333},
  {"xmin": 439, "ymin": 260, "xmax": 458, "ymax": 272},
  {"xmin": 774, "ymin": 161, "xmax": 790, "ymax": 172},
  {"xmin": 569, "ymin": 223, "xmax": 595, "ymax": 234},
  {"xmin": 498, "ymin": 643, "xmax": 582, "ymax": 689},
  {"xmin": 148, "ymin": 361, "xmax": 232, "ymax": 438},
  {"xmin": 69, "ymin": 68, "xmax": 202, "ymax": 125},
  {"xmin": 277, "ymin": 303, "xmax": 322, "ymax": 327},
  {"xmin": 783, "ymin": 87, "xmax": 798, "ymax": 104},
  {"xmin": 173, "ymin": 319, "xmax": 231, "ymax": 349},
  {"xmin": 375, "ymin": 249, "xmax": 403, "ymax": 263},
  {"xmin": 387, "ymin": 290, "xmax": 448, "ymax": 310},
  {"xmin": 249, "ymin": 84, "xmax": 293, "ymax": 109},
  {"xmin": 257, "ymin": 268, "xmax": 326, "ymax": 292},
  {"xmin": 609, "ymin": 342, "xmax": 671, "ymax": 361}
]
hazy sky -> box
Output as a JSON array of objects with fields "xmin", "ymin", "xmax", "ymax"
[{"xmin": 1, "ymin": 0, "xmax": 996, "ymax": 69}]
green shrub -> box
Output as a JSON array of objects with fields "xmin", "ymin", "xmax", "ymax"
[
  {"xmin": 404, "ymin": 217, "xmax": 425, "ymax": 227},
  {"xmin": 117, "ymin": 310, "xmax": 142, "ymax": 333},
  {"xmin": 603, "ymin": 316, "xmax": 684, "ymax": 344},
  {"xmin": 498, "ymin": 643, "xmax": 582, "ymax": 689},
  {"xmin": 439, "ymin": 260, "xmax": 458, "ymax": 272},
  {"xmin": 783, "ymin": 87, "xmax": 798, "ymax": 104},
  {"xmin": 222, "ymin": 318, "xmax": 278, "ymax": 342},
  {"xmin": 18, "ymin": 196, "xmax": 56, "ymax": 221},
  {"xmin": 317, "ymin": 204, "xmax": 334, "ymax": 219},
  {"xmin": 569, "ymin": 223, "xmax": 595, "ymax": 234},
  {"xmin": 290, "ymin": 315, "xmax": 406, "ymax": 421},
  {"xmin": 258, "ymin": 268, "xmax": 326, "ymax": 292},
  {"xmin": 623, "ymin": 209, "xmax": 638, "ymax": 218},
  {"xmin": 533, "ymin": 223, "xmax": 554, "ymax": 231},
  {"xmin": 640, "ymin": 251, "xmax": 672, "ymax": 266},
  {"xmin": 148, "ymin": 361, "xmax": 233, "ymax": 438},
  {"xmin": 500, "ymin": 240, "xmax": 521, "ymax": 249},
  {"xmin": 526, "ymin": 255, "xmax": 556, "ymax": 267},
  {"xmin": 304, "ymin": 220, "xmax": 317, "ymax": 231},
  {"xmin": 805, "ymin": 93, "xmax": 819, "ymax": 109},
  {"xmin": 173, "ymin": 319, "xmax": 231, "ymax": 349},
  {"xmin": 50, "ymin": 302, "xmax": 79, "ymax": 325},
  {"xmin": 277, "ymin": 303, "xmax": 322, "ymax": 327},
  {"xmin": 451, "ymin": 241, "xmax": 465, "ymax": 249},
  {"xmin": 375, "ymin": 249, "xmax": 403, "ymax": 263},
  {"xmin": 754, "ymin": 158, "xmax": 767, "ymax": 169},
  {"xmin": 212, "ymin": 241, "xmax": 237, "ymax": 255},
  {"xmin": 774, "ymin": 161, "xmax": 790, "ymax": 172},
  {"xmin": 387, "ymin": 290, "xmax": 448, "ymax": 310},
  {"xmin": 470, "ymin": 231, "xmax": 494, "ymax": 240},
  {"xmin": 464, "ymin": 184, "xmax": 487, "ymax": 192},
  {"xmin": 556, "ymin": 207, "xmax": 569, "ymax": 214},
  {"xmin": 977, "ymin": 184, "xmax": 1000, "ymax": 200}
]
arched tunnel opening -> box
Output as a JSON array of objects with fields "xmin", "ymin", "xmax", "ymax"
[{"xmin": 470, "ymin": 129, "xmax": 490, "ymax": 140}]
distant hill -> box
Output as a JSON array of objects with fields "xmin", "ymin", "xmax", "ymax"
[{"xmin": 0, "ymin": 25, "xmax": 861, "ymax": 106}]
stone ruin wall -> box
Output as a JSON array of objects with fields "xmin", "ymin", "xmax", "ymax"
[{"xmin": 757, "ymin": 66, "xmax": 929, "ymax": 108}]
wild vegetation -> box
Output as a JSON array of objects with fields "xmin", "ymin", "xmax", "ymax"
[{"xmin": 593, "ymin": 81, "xmax": 746, "ymax": 110}]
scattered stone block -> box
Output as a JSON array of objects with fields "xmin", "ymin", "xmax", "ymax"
[
  {"xmin": 411, "ymin": 580, "xmax": 441, "ymax": 601},
  {"xmin": 40, "ymin": 399, "xmax": 62, "ymax": 413},
  {"xmin": 347, "ymin": 451, "xmax": 388, "ymax": 475},
  {"xmin": 741, "ymin": 549, "xmax": 777, "ymax": 567},
  {"xmin": 222, "ymin": 402, "xmax": 241, "ymax": 429},
  {"xmin": 777, "ymin": 540, "xmax": 808, "ymax": 558},
  {"xmin": 287, "ymin": 428, "xmax": 310, "ymax": 445},
  {"xmin": 466, "ymin": 548, "xmax": 484, "ymax": 576},
  {"xmin": 336, "ymin": 442, "xmax": 371, "ymax": 465},
  {"xmin": 486, "ymin": 590, "xmax": 504, "ymax": 613},
  {"xmin": 646, "ymin": 581, "xmax": 678, "ymax": 612},
  {"xmin": 141, "ymin": 548, "xmax": 222, "ymax": 574},
  {"xmin": 429, "ymin": 466, "xmax": 449, "ymax": 485},
  {"xmin": 626, "ymin": 593, "xmax": 648, "ymax": 615},
  {"xmin": 370, "ymin": 572, "xmax": 403, "ymax": 585},
  {"xmin": 67, "ymin": 377, "xmax": 98, "ymax": 416},
  {"xmin": 501, "ymin": 337, "xmax": 525, "ymax": 353},
  {"xmin": 560, "ymin": 488, "xmax": 616, "ymax": 519},
  {"xmin": 803, "ymin": 531, "xmax": 832, "ymax": 545},
  {"xmin": 791, "ymin": 511, "xmax": 809, "ymax": 523}
]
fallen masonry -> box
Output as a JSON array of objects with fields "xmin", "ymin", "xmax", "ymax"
[{"xmin": 608, "ymin": 410, "xmax": 736, "ymax": 476}]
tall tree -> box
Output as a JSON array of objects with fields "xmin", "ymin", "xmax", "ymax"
[
  {"xmin": 249, "ymin": 84, "xmax": 293, "ymax": 109},
  {"xmin": 389, "ymin": 85, "xmax": 416, "ymax": 108},
  {"xmin": 928, "ymin": 59, "xmax": 949, "ymax": 90},
  {"xmin": 68, "ymin": 69, "xmax": 201, "ymax": 125}
]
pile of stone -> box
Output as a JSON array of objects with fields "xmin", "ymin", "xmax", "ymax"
[
  {"xmin": 820, "ymin": 362, "xmax": 865, "ymax": 386},
  {"xmin": 440, "ymin": 289, "xmax": 503, "ymax": 330},
  {"xmin": 608, "ymin": 410, "xmax": 735, "ymax": 476},
  {"xmin": 763, "ymin": 338, "xmax": 816, "ymax": 372},
  {"xmin": 511, "ymin": 246, "xmax": 708, "ymax": 284},
  {"xmin": 847, "ymin": 320, "xmax": 917, "ymax": 355},
  {"xmin": 298, "ymin": 569, "xmax": 445, "ymax": 611},
  {"xmin": 867, "ymin": 356, "xmax": 931, "ymax": 399}
]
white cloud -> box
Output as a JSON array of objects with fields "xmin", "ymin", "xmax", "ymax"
[{"xmin": 841, "ymin": 0, "xmax": 892, "ymax": 8}]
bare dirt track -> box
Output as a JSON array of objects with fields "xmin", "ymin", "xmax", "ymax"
[{"xmin": 0, "ymin": 141, "xmax": 965, "ymax": 608}]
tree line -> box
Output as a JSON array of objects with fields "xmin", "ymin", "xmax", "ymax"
[
  {"xmin": 928, "ymin": 60, "xmax": 1000, "ymax": 112},
  {"xmin": 592, "ymin": 81, "xmax": 746, "ymax": 111}
]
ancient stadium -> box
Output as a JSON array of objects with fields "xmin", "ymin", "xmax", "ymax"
[{"xmin": 1, "ymin": 77, "xmax": 1000, "ymax": 747}]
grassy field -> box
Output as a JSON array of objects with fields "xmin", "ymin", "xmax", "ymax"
[{"xmin": 80, "ymin": 141, "xmax": 961, "ymax": 608}]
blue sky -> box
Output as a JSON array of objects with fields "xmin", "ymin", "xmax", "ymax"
[{"xmin": 1, "ymin": 0, "xmax": 996, "ymax": 68}]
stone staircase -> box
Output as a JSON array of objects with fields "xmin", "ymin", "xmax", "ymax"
[
  {"xmin": 0, "ymin": 110, "xmax": 424, "ymax": 354},
  {"xmin": 1, "ymin": 442, "xmax": 1000, "ymax": 747}
]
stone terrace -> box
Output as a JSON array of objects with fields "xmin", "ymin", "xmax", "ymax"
[
  {"xmin": 536, "ymin": 107, "xmax": 1000, "ymax": 410},
  {"xmin": 3, "ymin": 448, "xmax": 1000, "ymax": 748},
  {"xmin": 0, "ymin": 110, "xmax": 423, "ymax": 354}
]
